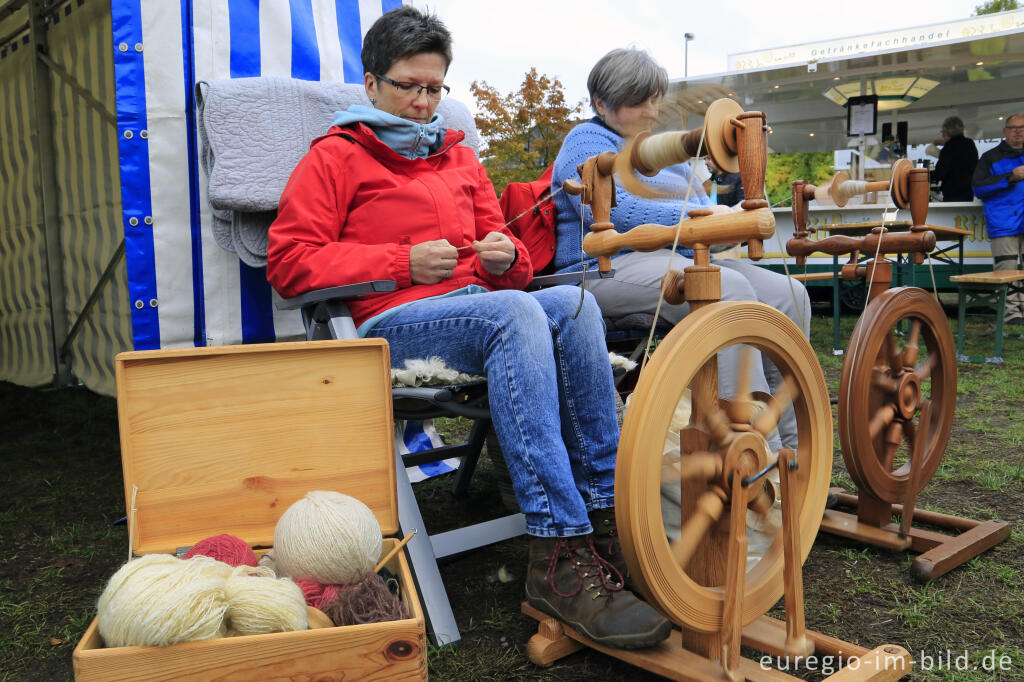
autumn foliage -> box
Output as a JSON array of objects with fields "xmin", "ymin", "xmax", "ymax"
[{"xmin": 471, "ymin": 68, "xmax": 585, "ymax": 196}]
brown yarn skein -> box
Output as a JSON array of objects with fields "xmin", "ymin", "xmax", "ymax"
[{"xmin": 321, "ymin": 572, "xmax": 407, "ymax": 626}]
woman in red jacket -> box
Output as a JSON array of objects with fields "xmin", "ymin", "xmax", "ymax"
[{"xmin": 266, "ymin": 7, "xmax": 669, "ymax": 650}]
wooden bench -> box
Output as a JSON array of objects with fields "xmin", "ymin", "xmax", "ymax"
[{"xmin": 949, "ymin": 270, "xmax": 1024, "ymax": 364}]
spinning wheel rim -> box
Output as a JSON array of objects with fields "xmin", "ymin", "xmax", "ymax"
[
  {"xmin": 615, "ymin": 302, "xmax": 832, "ymax": 632},
  {"xmin": 839, "ymin": 287, "xmax": 957, "ymax": 502}
]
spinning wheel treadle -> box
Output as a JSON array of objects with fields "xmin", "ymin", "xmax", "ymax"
[
  {"xmin": 616, "ymin": 301, "xmax": 832, "ymax": 631},
  {"xmin": 839, "ymin": 287, "xmax": 956, "ymax": 503}
]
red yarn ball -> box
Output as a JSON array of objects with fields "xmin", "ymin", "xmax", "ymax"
[
  {"xmin": 295, "ymin": 579, "xmax": 340, "ymax": 609},
  {"xmin": 183, "ymin": 534, "xmax": 258, "ymax": 567}
]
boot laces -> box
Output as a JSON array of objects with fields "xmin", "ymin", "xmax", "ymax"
[{"xmin": 544, "ymin": 536, "xmax": 626, "ymax": 599}]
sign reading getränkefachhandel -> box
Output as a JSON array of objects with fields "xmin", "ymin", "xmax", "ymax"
[{"xmin": 727, "ymin": 9, "xmax": 1024, "ymax": 71}]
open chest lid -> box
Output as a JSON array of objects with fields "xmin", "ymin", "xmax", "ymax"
[{"xmin": 114, "ymin": 339, "xmax": 397, "ymax": 556}]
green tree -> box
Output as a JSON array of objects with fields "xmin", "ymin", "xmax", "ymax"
[
  {"xmin": 764, "ymin": 152, "xmax": 835, "ymax": 207},
  {"xmin": 974, "ymin": 0, "xmax": 1018, "ymax": 14},
  {"xmin": 471, "ymin": 68, "xmax": 585, "ymax": 196}
]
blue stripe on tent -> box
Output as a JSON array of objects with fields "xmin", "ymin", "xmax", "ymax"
[
  {"xmin": 381, "ymin": 0, "xmax": 402, "ymax": 12},
  {"xmin": 238, "ymin": 262, "xmax": 275, "ymax": 343},
  {"xmin": 180, "ymin": 0, "xmax": 206, "ymax": 346},
  {"xmin": 111, "ymin": 0, "xmax": 159, "ymax": 349},
  {"xmin": 289, "ymin": 0, "xmax": 320, "ymax": 81},
  {"xmin": 226, "ymin": 0, "xmax": 274, "ymax": 343},
  {"xmin": 227, "ymin": 0, "xmax": 260, "ymax": 77},
  {"xmin": 335, "ymin": 0, "xmax": 362, "ymax": 83}
]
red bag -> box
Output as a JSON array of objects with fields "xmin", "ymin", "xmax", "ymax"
[{"xmin": 498, "ymin": 164, "xmax": 556, "ymax": 275}]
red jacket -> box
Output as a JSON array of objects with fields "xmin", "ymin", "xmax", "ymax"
[{"xmin": 267, "ymin": 123, "xmax": 533, "ymax": 326}]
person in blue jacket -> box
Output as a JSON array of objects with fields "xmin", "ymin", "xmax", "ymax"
[
  {"xmin": 973, "ymin": 113, "xmax": 1024, "ymax": 325},
  {"xmin": 551, "ymin": 47, "xmax": 810, "ymax": 455}
]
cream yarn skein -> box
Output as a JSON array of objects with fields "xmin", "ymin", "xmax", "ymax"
[
  {"xmin": 273, "ymin": 490, "xmax": 382, "ymax": 584},
  {"xmin": 97, "ymin": 554, "xmax": 231, "ymax": 647},
  {"xmin": 224, "ymin": 565, "xmax": 308, "ymax": 636}
]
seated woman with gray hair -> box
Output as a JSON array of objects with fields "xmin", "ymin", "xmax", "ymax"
[
  {"xmin": 267, "ymin": 8, "xmax": 670, "ymax": 649},
  {"xmin": 551, "ymin": 47, "xmax": 811, "ymax": 455}
]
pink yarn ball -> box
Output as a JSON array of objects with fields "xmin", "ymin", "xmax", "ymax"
[{"xmin": 183, "ymin": 534, "xmax": 258, "ymax": 567}]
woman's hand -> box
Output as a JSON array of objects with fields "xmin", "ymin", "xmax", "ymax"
[
  {"xmin": 410, "ymin": 239, "xmax": 459, "ymax": 284},
  {"xmin": 472, "ymin": 232, "xmax": 516, "ymax": 275}
]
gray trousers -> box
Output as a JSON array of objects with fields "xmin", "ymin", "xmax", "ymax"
[
  {"xmin": 589, "ymin": 249, "xmax": 812, "ymax": 450},
  {"xmin": 992, "ymin": 235, "xmax": 1024, "ymax": 322}
]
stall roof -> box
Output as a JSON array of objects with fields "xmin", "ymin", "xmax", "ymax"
[{"xmin": 660, "ymin": 21, "xmax": 1024, "ymax": 153}]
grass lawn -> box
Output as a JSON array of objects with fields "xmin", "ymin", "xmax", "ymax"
[{"xmin": 1, "ymin": 302, "xmax": 1022, "ymax": 681}]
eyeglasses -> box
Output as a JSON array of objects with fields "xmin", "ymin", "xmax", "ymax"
[
  {"xmin": 1005, "ymin": 125, "xmax": 1024, "ymax": 131},
  {"xmin": 374, "ymin": 74, "xmax": 449, "ymax": 101}
]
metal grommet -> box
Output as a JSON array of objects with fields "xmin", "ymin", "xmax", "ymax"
[
  {"xmin": 123, "ymin": 130, "xmax": 133, "ymax": 139},
  {"xmin": 128, "ymin": 217, "xmax": 139, "ymax": 226},
  {"xmin": 144, "ymin": 216, "xmax": 153, "ymax": 225},
  {"xmin": 149, "ymin": 298, "xmax": 158, "ymax": 308},
  {"xmin": 134, "ymin": 43, "xmax": 143, "ymax": 52},
  {"xmin": 139, "ymin": 130, "xmax": 149, "ymax": 139},
  {"xmin": 134, "ymin": 300, "xmax": 145, "ymax": 309},
  {"xmin": 118, "ymin": 42, "xmax": 128, "ymax": 52}
]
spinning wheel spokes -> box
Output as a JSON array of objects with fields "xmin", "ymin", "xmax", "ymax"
[
  {"xmin": 752, "ymin": 373, "xmax": 800, "ymax": 438},
  {"xmin": 670, "ymin": 490, "xmax": 725, "ymax": 569},
  {"xmin": 840, "ymin": 288, "xmax": 957, "ymax": 504}
]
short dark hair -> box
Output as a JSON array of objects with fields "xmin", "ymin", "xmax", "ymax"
[
  {"xmin": 361, "ymin": 6, "xmax": 453, "ymax": 76},
  {"xmin": 587, "ymin": 48, "xmax": 668, "ymax": 113}
]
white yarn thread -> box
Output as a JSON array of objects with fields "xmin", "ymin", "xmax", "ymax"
[
  {"xmin": 97, "ymin": 555, "xmax": 313, "ymax": 647},
  {"xmin": 273, "ymin": 490, "xmax": 382, "ymax": 584},
  {"xmin": 97, "ymin": 554, "xmax": 231, "ymax": 647},
  {"xmin": 224, "ymin": 565, "xmax": 307, "ymax": 636}
]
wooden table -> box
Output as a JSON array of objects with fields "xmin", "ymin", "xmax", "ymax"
[{"xmin": 950, "ymin": 270, "xmax": 1024, "ymax": 364}]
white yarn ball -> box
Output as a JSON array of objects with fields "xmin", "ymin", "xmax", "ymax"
[
  {"xmin": 224, "ymin": 565, "xmax": 308, "ymax": 636},
  {"xmin": 273, "ymin": 490, "xmax": 382, "ymax": 584},
  {"xmin": 97, "ymin": 554, "xmax": 231, "ymax": 647}
]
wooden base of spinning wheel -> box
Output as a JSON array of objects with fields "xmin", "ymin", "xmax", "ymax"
[
  {"xmin": 522, "ymin": 602, "xmax": 911, "ymax": 680},
  {"xmin": 821, "ymin": 488, "xmax": 1011, "ymax": 582}
]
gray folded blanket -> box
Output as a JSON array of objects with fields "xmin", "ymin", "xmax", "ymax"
[{"xmin": 195, "ymin": 77, "xmax": 480, "ymax": 267}]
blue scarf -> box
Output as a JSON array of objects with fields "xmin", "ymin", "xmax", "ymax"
[{"xmin": 332, "ymin": 104, "xmax": 445, "ymax": 159}]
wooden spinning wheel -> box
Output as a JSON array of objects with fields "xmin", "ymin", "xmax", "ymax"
[
  {"xmin": 839, "ymin": 287, "xmax": 956, "ymax": 505},
  {"xmin": 617, "ymin": 301, "xmax": 832, "ymax": 633},
  {"xmin": 524, "ymin": 98, "xmax": 911, "ymax": 680},
  {"xmin": 789, "ymin": 170, "xmax": 1010, "ymax": 581}
]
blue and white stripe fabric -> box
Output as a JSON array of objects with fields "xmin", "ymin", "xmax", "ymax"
[{"xmin": 111, "ymin": 0, "xmax": 400, "ymax": 351}]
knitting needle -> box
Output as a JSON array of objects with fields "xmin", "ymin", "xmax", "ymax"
[{"xmin": 374, "ymin": 530, "xmax": 416, "ymax": 573}]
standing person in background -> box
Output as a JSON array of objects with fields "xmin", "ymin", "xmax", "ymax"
[
  {"xmin": 706, "ymin": 156, "xmax": 745, "ymax": 207},
  {"xmin": 931, "ymin": 115, "xmax": 978, "ymax": 202},
  {"xmin": 973, "ymin": 113, "xmax": 1024, "ymax": 326}
]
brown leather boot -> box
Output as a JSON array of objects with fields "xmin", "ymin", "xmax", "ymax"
[
  {"xmin": 524, "ymin": 535, "xmax": 671, "ymax": 649},
  {"xmin": 588, "ymin": 507, "xmax": 632, "ymax": 590}
]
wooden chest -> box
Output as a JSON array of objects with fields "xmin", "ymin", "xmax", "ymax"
[{"xmin": 72, "ymin": 340, "xmax": 427, "ymax": 681}]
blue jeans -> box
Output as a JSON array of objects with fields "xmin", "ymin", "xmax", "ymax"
[{"xmin": 368, "ymin": 286, "xmax": 619, "ymax": 537}]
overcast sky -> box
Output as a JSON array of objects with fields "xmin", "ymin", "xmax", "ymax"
[{"xmin": 409, "ymin": 0, "xmax": 984, "ymax": 115}]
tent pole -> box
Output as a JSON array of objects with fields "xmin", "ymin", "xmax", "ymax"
[
  {"xmin": 27, "ymin": 0, "xmax": 72, "ymax": 386},
  {"xmin": 0, "ymin": 0, "xmax": 29, "ymax": 24},
  {"xmin": 60, "ymin": 241, "xmax": 126, "ymax": 362},
  {"xmin": 37, "ymin": 50, "xmax": 117, "ymax": 126}
]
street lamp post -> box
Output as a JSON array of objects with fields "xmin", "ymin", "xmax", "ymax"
[{"xmin": 684, "ymin": 32, "xmax": 695, "ymax": 78}]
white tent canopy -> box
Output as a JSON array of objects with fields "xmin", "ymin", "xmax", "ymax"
[
  {"xmin": 659, "ymin": 12, "xmax": 1024, "ymax": 155},
  {"xmin": 0, "ymin": 0, "xmax": 397, "ymax": 395}
]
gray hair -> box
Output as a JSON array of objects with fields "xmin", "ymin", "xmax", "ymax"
[
  {"xmin": 587, "ymin": 48, "xmax": 668, "ymax": 113},
  {"xmin": 941, "ymin": 115, "xmax": 965, "ymax": 137},
  {"xmin": 361, "ymin": 6, "xmax": 452, "ymax": 77}
]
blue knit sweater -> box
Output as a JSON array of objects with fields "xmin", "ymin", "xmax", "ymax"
[{"xmin": 551, "ymin": 118, "xmax": 713, "ymax": 272}]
